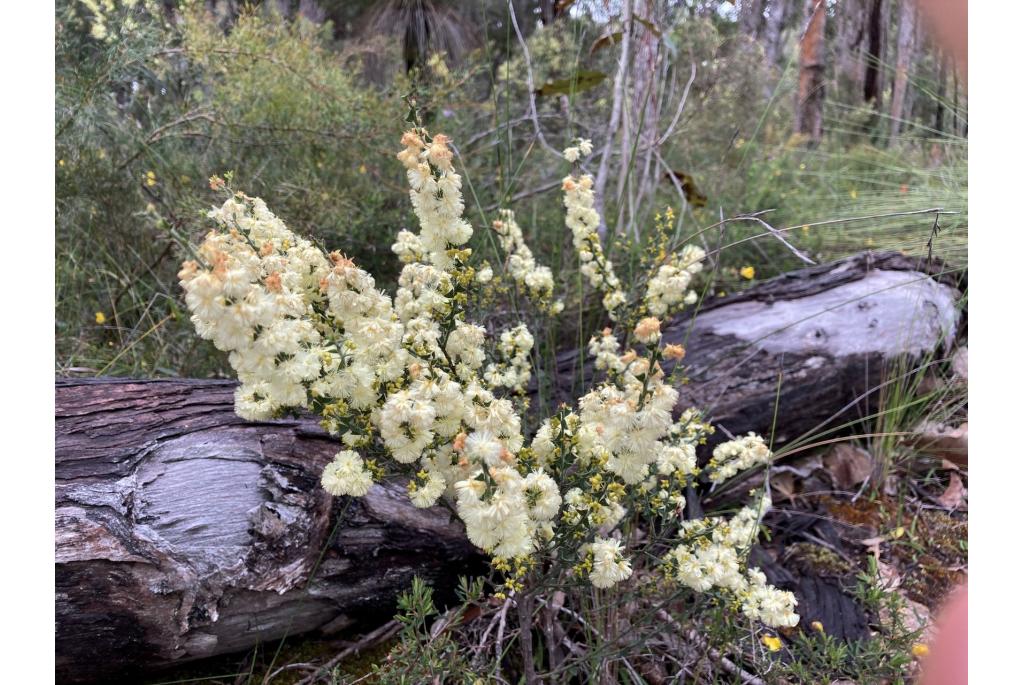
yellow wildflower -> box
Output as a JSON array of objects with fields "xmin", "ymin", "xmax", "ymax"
[
  {"xmin": 810, "ymin": 621, "xmax": 824, "ymax": 633},
  {"xmin": 912, "ymin": 643, "xmax": 930, "ymax": 658},
  {"xmin": 95, "ymin": 312, "xmax": 107, "ymax": 325},
  {"xmin": 739, "ymin": 266, "xmax": 755, "ymax": 280},
  {"xmin": 145, "ymin": 171, "xmax": 157, "ymax": 187},
  {"xmin": 761, "ymin": 634, "xmax": 782, "ymax": 652}
]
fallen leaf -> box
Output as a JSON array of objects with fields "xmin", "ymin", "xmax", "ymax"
[
  {"xmin": 823, "ymin": 444, "xmax": 875, "ymax": 490},
  {"xmin": 772, "ymin": 453, "xmax": 823, "ymax": 478},
  {"xmin": 859, "ymin": 536, "xmax": 885, "ymax": 558},
  {"xmin": 876, "ymin": 560, "xmax": 902, "ymax": 590},
  {"xmin": 935, "ymin": 472, "xmax": 966, "ymax": 510},
  {"xmin": 906, "ymin": 421, "xmax": 968, "ymax": 466},
  {"xmin": 771, "ymin": 471, "xmax": 797, "ymax": 503}
]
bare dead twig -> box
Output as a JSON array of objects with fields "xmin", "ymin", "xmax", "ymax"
[
  {"xmin": 293, "ymin": 620, "xmax": 400, "ymax": 685},
  {"xmin": 507, "ymin": 1, "xmax": 564, "ymax": 161},
  {"xmin": 743, "ymin": 214, "xmax": 817, "ymax": 265},
  {"xmin": 655, "ymin": 610, "xmax": 767, "ymax": 685}
]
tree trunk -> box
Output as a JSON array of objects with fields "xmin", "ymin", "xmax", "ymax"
[
  {"xmin": 889, "ymin": 0, "xmax": 919, "ymax": 142},
  {"xmin": 55, "ymin": 252, "xmax": 961, "ymax": 683},
  {"xmin": 795, "ymin": 0, "xmax": 827, "ymax": 144},
  {"xmin": 56, "ymin": 380, "xmax": 480, "ymax": 684},
  {"xmin": 863, "ymin": 0, "xmax": 889, "ymax": 106},
  {"xmin": 935, "ymin": 51, "xmax": 948, "ymax": 134},
  {"xmin": 739, "ymin": 0, "xmax": 765, "ymax": 38},
  {"xmin": 763, "ymin": 0, "xmax": 792, "ymax": 68}
]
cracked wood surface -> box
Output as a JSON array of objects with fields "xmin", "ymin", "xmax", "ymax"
[{"xmin": 56, "ymin": 379, "xmax": 478, "ymax": 683}]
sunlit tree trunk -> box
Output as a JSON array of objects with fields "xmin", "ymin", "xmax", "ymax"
[{"xmin": 795, "ymin": 0, "xmax": 826, "ymax": 145}]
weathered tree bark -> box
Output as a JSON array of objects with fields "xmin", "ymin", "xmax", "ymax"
[
  {"xmin": 889, "ymin": 0, "xmax": 919, "ymax": 142},
  {"xmin": 56, "ymin": 381, "xmax": 480, "ymax": 684},
  {"xmin": 545, "ymin": 251, "xmax": 962, "ymax": 450},
  {"xmin": 56, "ymin": 252, "xmax": 961, "ymax": 683},
  {"xmin": 795, "ymin": 0, "xmax": 827, "ymax": 144}
]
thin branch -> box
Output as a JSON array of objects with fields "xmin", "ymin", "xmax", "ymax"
[
  {"xmin": 293, "ymin": 620, "xmax": 400, "ymax": 685},
  {"xmin": 507, "ymin": 1, "xmax": 564, "ymax": 160}
]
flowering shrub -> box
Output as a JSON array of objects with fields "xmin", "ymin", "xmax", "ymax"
[{"xmin": 179, "ymin": 128, "xmax": 798, "ymax": 632}]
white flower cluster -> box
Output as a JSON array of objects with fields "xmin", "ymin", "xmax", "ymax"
[
  {"xmin": 644, "ymin": 245, "xmax": 707, "ymax": 317},
  {"xmin": 182, "ymin": 129, "xmax": 797, "ymax": 629},
  {"xmin": 584, "ymin": 537, "xmax": 633, "ymax": 588},
  {"xmin": 321, "ymin": 450, "xmax": 374, "ymax": 497},
  {"xmin": 178, "ymin": 195, "xmax": 333, "ymax": 421},
  {"xmin": 396, "ymin": 131, "xmax": 472, "ymax": 270},
  {"xmin": 562, "ymin": 137, "xmax": 593, "ymax": 163},
  {"xmin": 491, "ymin": 209, "xmax": 563, "ymax": 315},
  {"xmin": 483, "ymin": 324, "xmax": 535, "ymax": 393},
  {"xmin": 664, "ymin": 493, "xmax": 799, "ymax": 628},
  {"xmin": 561, "ymin": 145, "xmax": 626, "ymax": 318},
  {"xmin": 707, "ymin": 433, "xmax": 773, "ymax": 483}
]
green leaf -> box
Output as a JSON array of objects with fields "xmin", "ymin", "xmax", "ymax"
[{"xmin": 536, "ymin": 70, "xmax": 607, "ymax": 97}]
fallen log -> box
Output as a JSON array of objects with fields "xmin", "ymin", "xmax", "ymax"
[
  {"xmin": 548, "ymin": 251, "xmax": 963, "ymax": 449},
  {"xmin": 55, "ymin": 251, "xmax": 962, "ymax": 683},
  {"xmin": 55, "ymin": 379, "xmax": 481, "ymax": 684}
]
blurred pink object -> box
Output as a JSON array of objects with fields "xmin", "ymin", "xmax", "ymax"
[{"xmin": 918, "ymin": 584, "xmax": 968, "ymax": 685}]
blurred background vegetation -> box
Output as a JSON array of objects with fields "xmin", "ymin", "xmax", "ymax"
[{"xmin": 55, "ymin": 0, "xmax": 967, "ymax": 379}]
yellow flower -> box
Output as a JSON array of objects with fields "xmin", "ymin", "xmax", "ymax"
[
  {"xmin": 810, "ymin": 621, "xmax": 824, "ymax": 633},
  {"xmin": 95, "ymin": 312, "xmax": 107, "ymax": 325},
  {"xmin": 358, "ymin": 164, "xmax": 367, "ymax": 174},
  {"xmin": 912, "ymin": 643, "xmax": 930, "ymax": 658},
  {"xmin": 739, "ymin": 266, "xmax": 755, "ymax": 280},
  {"xmin": 849, "ymin": 189, "xmax": 858, "ymax": 199},
  {"xmin": 145, "ymin": 171, "xmax": 157, "ymax": 187},
  {"xmin": 801, "ymin": 224, "xmax": 810, "ymax": 234},
  {"xmin": 58, "ymin": 159, "xmax": 65, "ymax": 167},
  {"xmin": 761, "ymin": 634, "xmax": 782, "ymax": 652}
]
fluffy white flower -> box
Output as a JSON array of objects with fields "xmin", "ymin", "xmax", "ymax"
[
  {"xmin": 587, "ymin": 537, "xmax": 632, "ymax": 589},
  {"xmin": 708, "ymin": 433, "xmax": 773, "ymax": 483},
  {"xmin": 321, "ymin": 450, "xmax": 374, "ymax": 497}
]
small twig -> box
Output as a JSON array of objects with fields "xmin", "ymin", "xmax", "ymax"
[
  {"xmin": 494, "ymin": 596, "xmax": 513, "ymax": 664},
  {"xmin": 294, "ymin": 620, "xmax": 400, "ymax": 685},
  {"xmin": 742, "ymin": 214, "xmax": 816, "ymax": 265},
  {"xmin": 482, "ymin": 179, "xmax": 564, "ymax": 212},
  {"xmin": 656, "ymin": 610, "xmax": 767, "ymax": 685},
  {"xmin": 263, "ymin": 661, "xmax": 317, "ymax": 684},
  {"xmin": 516, "ymin": 591, "xmax": 539, "ymax": 685}
]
